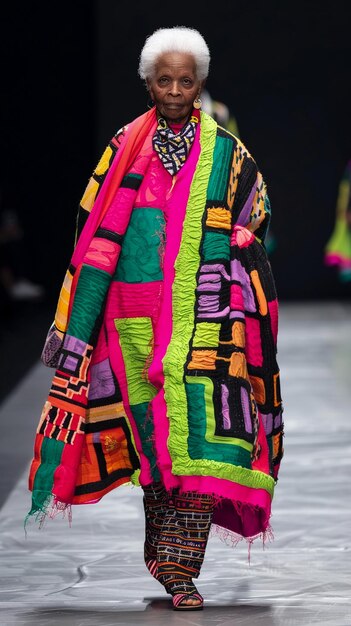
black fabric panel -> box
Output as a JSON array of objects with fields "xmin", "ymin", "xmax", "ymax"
[
  {"xmin": 75, "ymin": 208, "xmax": 89, "ymax": 243},
  {"xmin": 74, "ymin": 467, "xmax": 134, "ymax": 495},
  {"xmin": 95, "ymin": 227, "xmax": 123, "ymax": 245},
  {"xmin": 120, "ymin": 174, "xmax": 143, "ymax": 190},
  {"xmin": 233, "ymin": 155, "xmax": 258, "ymax": 216}
]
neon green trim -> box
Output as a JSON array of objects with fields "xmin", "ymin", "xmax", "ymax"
[
  {"xmin": 174, "ymin": 458, "xmax": 275, "ymax": 496},
  {"xmin": 130, "ymin": 469, "xmax": 141, "ymax": 486},
  {"xmin": 163, "ymin": 112, "xmax": 215, "ymax": 459},
  {"xmin": 114, "ymin": 317, "xmax": 156, "ymax": 405},
  {"xmin": 163, "ymin": 112, "xmax": 274, "ymax": 497}
]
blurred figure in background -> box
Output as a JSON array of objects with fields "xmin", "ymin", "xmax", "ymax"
[
  {"xmin": 201, "ymin": 88, "xmax": 240, "ymax": 137},
  {"xmin": 324, "ymin": 160, "xmax": 351, "ymax": 283},
  {"xmin": 0, "ymin": 190, "xmax": 45, "ymax": 322}
]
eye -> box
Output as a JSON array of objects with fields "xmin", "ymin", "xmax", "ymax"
[
  {"xmin": 158, "ymin": 77, "xmax": 169, "ymax": 85},
  {"xmin": 182, "ymin": 78, "xmax": 193, "ymax": 86}
]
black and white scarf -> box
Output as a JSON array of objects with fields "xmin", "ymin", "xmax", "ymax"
[{"xmin": 152, "ymin": 110, "xmax": 199, "ymax": 176}]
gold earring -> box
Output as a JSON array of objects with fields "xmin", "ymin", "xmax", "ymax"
[{"xmin": 193, "ymin": 97, "xmax": 202, "ymax": 110}]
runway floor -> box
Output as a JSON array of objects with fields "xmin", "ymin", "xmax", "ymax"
[{"xmin": 0, "ymin": 301, "xmax": 350, "ymax": 625}]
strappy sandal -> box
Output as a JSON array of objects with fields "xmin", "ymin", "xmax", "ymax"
[
  {"xmin": 163, "ymin": 580, "xmax": 204, "ymax": 611},
  {"xmin": 145, "ymin": 561, "xmax": 203, "ymax": 608},
  {"xmin": 172, "ymin": 591, "xmax": 204, "ymax": 611}
]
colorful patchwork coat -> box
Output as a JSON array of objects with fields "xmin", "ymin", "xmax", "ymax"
[{"xmin": 28, "ymin": 107, "xmax": 284, "ymax": 542}]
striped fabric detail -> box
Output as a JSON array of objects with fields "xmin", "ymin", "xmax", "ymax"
[{"xmin": 157, "ymin": 491, "xmax": 215, "ymax": 593}]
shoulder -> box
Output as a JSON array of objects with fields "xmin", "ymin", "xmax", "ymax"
[
  {"xmin": 216, "ymin": 123, "xmax": 240, "ymax": 146},
  {"xmin": 111, "ymin": 124, "xmax": 128, "ymax": 150},
  {"xmin": 111, "ymin": 108, "xmax": 156, "ymax": 149},
  {"xmin": 218, "ymin": 126, "xmax": 258, "ymax": 166},
  {"xmin": 201, "ymin": 113, "xmax": 257, "ymax": 172}
]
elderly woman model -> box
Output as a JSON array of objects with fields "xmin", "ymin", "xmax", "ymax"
[{"xmin": 27, "ymin": 27, "xmax": 284, "ymax": 610}]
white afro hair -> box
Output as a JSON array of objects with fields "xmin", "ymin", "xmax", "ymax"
[{"xmin": 138, "ymin": 26, "xmax": 210, "ymax": 81}]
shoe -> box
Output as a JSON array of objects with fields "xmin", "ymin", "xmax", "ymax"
[
  {"xmin": 163, "ymin": 580, "xmax": 204, "ymax": 611},
  {"xmin": 172, "ymin": 591, "xmax": 203, "ymax": 611}
]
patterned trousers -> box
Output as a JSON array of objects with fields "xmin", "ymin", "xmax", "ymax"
[{"xmin": 142, "ymin": 482, "xmax": 215, "ymax": 594}]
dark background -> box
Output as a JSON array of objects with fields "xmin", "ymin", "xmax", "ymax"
[{"xmin": 0, "ymin": 1, "xmax": 350, "ymax": 399}]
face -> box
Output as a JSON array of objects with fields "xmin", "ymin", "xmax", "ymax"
[{"xmin": 147, "ymin": 51, "xmax": 204, "ymax": 125}]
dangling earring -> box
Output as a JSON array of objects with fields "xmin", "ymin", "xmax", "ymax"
[
  {"xmin": 147, "ymin": 95, "xmax": 154, "ymax": 110},
  {"xmin": 193, "ymin": 96, "xmax": 202, "ymax": 110}
]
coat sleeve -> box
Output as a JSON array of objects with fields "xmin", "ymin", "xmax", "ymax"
[
  {"xmin": 41, "ymin": 126, "xmax": 127, "ymax": 368},
  {"xmin": 74, "ymin": 126, "xmax": 127, "ymax": 246},
  {"xmin": 229, "ymin": 142, "xmax": 284, "ymax": 481}
]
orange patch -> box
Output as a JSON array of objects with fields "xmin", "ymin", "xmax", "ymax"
[
  {"xmin": 273, "ymin": 372, "xmax": 281, "ymax": 407},
  {"xmin": 273, "ymin": 432, "xmax": 281, "ymax": 458},
  {"xmin": 229, "ymin": 352, "xmax": 248, "ymax": 378},
  {"xmin": 188, "ymin": 350, "xmax": 217, "ymax": 370},
  {"xmin": 250, "ymin": 270, "xmax": 268, "ymax": 316},
  {"xmin": 76, "ymin": 427, "xmax": 133, "ymax": 490},
  {"xmin": 232, "ymin": 321, "xmax": 245, "ymax": 348},
  {"xmin": 249, "ymin": 375, "xmax": 266, "ymax": 405}
]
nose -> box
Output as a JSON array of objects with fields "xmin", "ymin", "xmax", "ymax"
[{"xmin": 169, "ymin": 81, "xmax": 181, "ymax": 96}]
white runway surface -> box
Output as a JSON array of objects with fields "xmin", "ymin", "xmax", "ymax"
[{"xmin": 1, "ymin": 302, "xmax": 350, "ymax": 625}]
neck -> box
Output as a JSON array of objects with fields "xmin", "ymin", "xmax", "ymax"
[{"xmin": 156, "ymin": 109, "xmax": 191, "ymax": 127}]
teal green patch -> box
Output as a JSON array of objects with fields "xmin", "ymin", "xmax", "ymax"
[
  {"xmin": 202, "ymin": 231, "xmax": 230, "ymax": 262},
  {"xmin": 30, "ymin": 438, "xmax": 64, "ymax": 514},
  {"xmin": 121, "ymin": 173, "xmax": 143, "ymax": 189},
  {"xmin": 68, "ymin": 264, "xmax": 111, "ymax": 343},
  {"xmin": 193, "ymin": 323, "xmax": 221, "ymax": 348},
  {"xmin": 114, "ymin": 317, "xmax": 156, "ymax": 405},
  {"xmin": 130, "ymin": 402, "xmax": 160, "ymax": 482},
  {"xmin": 206, "ymin": 135, "xmax": 233, "ymax": 202},
  {"xmin": 185, "ymin": 376, "xmax": 252, "ymax": 467},
  {"xmin": 123, "ymin": 173, "xmax": 143, "ymax": 181},
  {"xmin": 114, "ymin": 208, "xmax": 165, "ymax": 283}
]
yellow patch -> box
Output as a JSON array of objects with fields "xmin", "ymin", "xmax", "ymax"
[{"xmin": 206, "ymin": 207, "xmax": 231, "ymax": 230}]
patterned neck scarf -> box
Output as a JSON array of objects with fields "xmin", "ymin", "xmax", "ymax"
[{"xmin": 152, "ymin": 109, "xmax": 200, "ymax": 176}]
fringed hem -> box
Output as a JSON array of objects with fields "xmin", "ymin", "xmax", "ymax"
[
  {"xmin": 25, "ymin": 495, "xmax": 72, "ymax": 534},
  {"xmin": 209, "ymin": 521, "xmax": 274, "ymax": 563}
]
